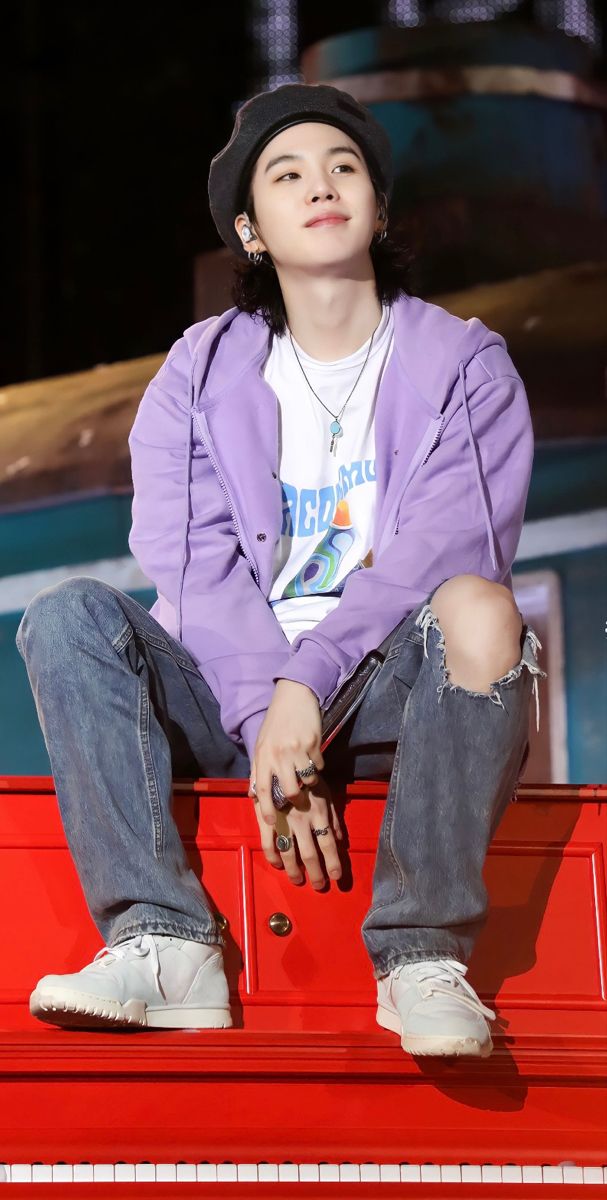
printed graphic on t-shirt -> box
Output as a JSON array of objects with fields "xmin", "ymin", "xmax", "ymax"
[{"xmin": 275, "ymin": 458, "xmax": 375, "ymax": 600}]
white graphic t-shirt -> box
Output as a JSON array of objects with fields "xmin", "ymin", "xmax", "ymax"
[{"xmin": 264, "ymin": 303, "xmax": 394, "ymax": 644}]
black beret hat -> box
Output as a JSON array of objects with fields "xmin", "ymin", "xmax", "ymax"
[{"xmin": 208, "ymin": 82, "xmax": 394, "ymax": 260}]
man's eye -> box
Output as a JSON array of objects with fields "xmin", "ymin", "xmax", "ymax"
[{"xmin": 277, "ymin": 163, "xmax": 354, "ymax": 181}]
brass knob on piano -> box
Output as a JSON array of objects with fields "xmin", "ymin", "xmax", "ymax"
[
  {"xmin": 215, "ymin": 912, "xmax": 229, "ymax": 932},
  {"xmin": 268, "ymin": 912, "xmax": 292, "ymax": 937}
]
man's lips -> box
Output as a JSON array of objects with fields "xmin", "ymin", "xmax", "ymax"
[{"xmin": 305, "ymin": 216, "xmax": 349, "ymax": 227}]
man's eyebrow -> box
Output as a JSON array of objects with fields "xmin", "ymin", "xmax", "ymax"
[{"xmin": 263, "ymin": 144, "xmax": 362, "ymax": 175}]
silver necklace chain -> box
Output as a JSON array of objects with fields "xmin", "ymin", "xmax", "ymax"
[{"xmin": 288, "ymin": 316, "xmax": 380, "ymax": 456}]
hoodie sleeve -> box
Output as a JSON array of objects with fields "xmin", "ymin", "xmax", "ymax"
[
  {"xmin": 273, "ymin": 344, "xmax": 534, "ymax": 708},
  {"xmin": 128, "ymin": 336, "xmax": 292, "ymax": 763}
]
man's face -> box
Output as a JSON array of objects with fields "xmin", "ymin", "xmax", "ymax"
[{"xmin": 236, "ymin": 121, "xmax": 379, "ymax": 270}]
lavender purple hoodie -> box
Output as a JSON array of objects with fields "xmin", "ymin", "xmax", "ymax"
[{"xmin": 128, "ymin": 293, "xmax": 534, "ymax": 762}]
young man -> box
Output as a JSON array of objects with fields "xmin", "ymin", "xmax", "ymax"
[{"xmin": 17, "ymin": 83, "xmax": 545, "ymax": 1056}]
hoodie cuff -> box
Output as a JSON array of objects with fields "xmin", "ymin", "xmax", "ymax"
[
  {"xmin": 273, "ymin": 648, "xmax": 341, "ymax": 711},
  {"xmin": 239, "ymin": 710, "xmax": 268, "ymax": 765}
]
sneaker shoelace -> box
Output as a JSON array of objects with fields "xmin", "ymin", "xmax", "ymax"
[
  {"xmin": 391, "ymin": 958, "xmax": 496, "ymax": 1022},
  {"xmin": 92, "ymin": 934, "xmax": 164, "ymax": 999}
]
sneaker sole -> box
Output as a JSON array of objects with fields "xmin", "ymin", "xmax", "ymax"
[
  {"xmin": 376, "ymin": 1003, "xmax": 493, "ymax": 1058},
  {"xmin": 30, "ymin": 987, "xmax": 233, "ymax": 1031}
]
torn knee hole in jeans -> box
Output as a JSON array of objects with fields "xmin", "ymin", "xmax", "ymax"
[{"xmin": 414, "ymin": 604, "xmax": 548, "ymax": 732}]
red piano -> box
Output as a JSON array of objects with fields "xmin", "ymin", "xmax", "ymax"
[{"xmin": 0, "ymin": 776, "xmax": 605, "ymax": 1196}]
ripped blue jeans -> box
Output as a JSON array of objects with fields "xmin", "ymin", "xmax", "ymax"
[{"xmin": 15, "ymin": 576, "xmax": 545, "ymax": 978}]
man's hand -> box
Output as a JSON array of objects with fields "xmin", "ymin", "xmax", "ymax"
[
  {"xmin": 247, "ymin": 679, "xmax": 325, "ymax": 827},
  {"xmin": 252, "ymin": 774, "xmax": 343, "ymax": 888}
]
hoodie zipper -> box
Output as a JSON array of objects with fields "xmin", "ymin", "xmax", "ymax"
[
  {"xmin": 192, "ymin": 405, "xmax": 261, "ymax": 587},
  {"xmin": 393, "ymin": 414, "xmax": 445, "ymax": 536},
  {"xmin": 421, "ymin": 415, "xmax": 445, "ymax": 466}
]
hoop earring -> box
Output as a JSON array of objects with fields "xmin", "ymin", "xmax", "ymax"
[{"xmin": 247, "ymin": 249, "xmax": 264, "ymax": 265}]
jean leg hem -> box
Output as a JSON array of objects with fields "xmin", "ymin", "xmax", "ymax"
[
  {"xmin": 108, "ymin": 921, "xmax": 223, "ymax": 948},
  {"xmin": 371, "ymin": 948, "xmax": 468, "ymax": 980}
]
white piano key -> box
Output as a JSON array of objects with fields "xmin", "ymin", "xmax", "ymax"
[
  {"xmin": 135, "ymin": 1163, "xmax": 155, "ymax": 1182},
  {"xmin": 93, "ymin": 1164, "xmax": 115, "ymax": 1182},
  {"xmin": 10, "ymin": 1165, "xmax": 30, "ymax": 1184},
  {"xmin": 563, "ymin": 1165, "xmax": 584, "ymax": 1183},
  {"xmin": 441, "ymin": 1165, "xmax": 462, "ymax": 1182},
  {"xmin": 156, "ymin": 1163, "xmax": 177, "ymax": 1182},
  {"xmin": 197, "ymin": 1164, "xmax": 218, "ymax": 1182},
  {"xmin": 319, "ymin": 1164, "xmax": 339, "ymax": 1182},
  {"xmin": 278, "ymin": 1164, "xmax": 299, "ymax": 1181},
  {"xmin": 522, "ymin": 1165, "xmax": 543, "ymax": 1183},
  {"xmin": 380, "ymin": 1164, "xmax": 400, "ymax": 1182},
  {"xmin": 217, "ymin": 1163, "xmax": 238, "ymax": 1181},
  {"xmin": 299, "ymin": 1164, "xmax": 319, "ymax": 1182},
  {"xmin": 421, "ymin": 1164, "xmax": 441, "ymax": 1182},
  {"xmin": 237, "ymin": 1164, "xmax": 259, "ymax": 1182},
  {"xmin": 401, "ymin": 1164, "xmax": 421, "ymax": 1182},
  {"xmin": 32, "ymin": 1165, "xmax": 52, "ymax": 1182},
  {"xmin": 52, "ymin": 1164, "xmax": 73, "ymax": 1182},
  {"xmin": 258, "ymin": 1163, "xmax": 279, "ymax": 1182},
  {"xmin": 0, "ymin": 1165, "xmax": 7, "ymax": 1183},
  {"xmin": 542, "ymin": 1165, "xmax": 564, "ymax": 1183},
  {"xmin": 461, "ymin": 1164, "xmax": 482, "ymax": 1182},
  {"xmin": 340, "ymin": 1164, "xmax": 361, "ymax": 1182},
  {"xmin": 481, "ymin": 1165, "xmax": 502, "ymax": 1182},
  {"xmin": 502, "ymin": 1165, "xmax": 523, "ymax": 1183},
  {"xmin": 603, "ymin": 1167, "xmax": 607, "ymax": 1183},
  {"xmin": 73, "ymin": 1164, "xmax": 94, "ymax": 1182},
  {"xmin": 115, "ymin": 1164, "xmax": 136, "ymax": 1182},
  {"xmin": 583, "ymin": 1166, "xmax": 605, "ymax": 1184},
  {"xmin": 360, "ymin": 1163, "xmax": 381, "ymax": 1181}
]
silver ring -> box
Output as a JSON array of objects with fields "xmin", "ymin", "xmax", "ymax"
[
  {"xmin": 276, "ymin": 834, "xmax": 293, "ymax": 852},
  {"xmin": 295, "ymin": 758, "xmax": 318, "ymax": 780},
  {"xmin": 312, "ymin": 826, "xmax": 330, "ymax": 837}
]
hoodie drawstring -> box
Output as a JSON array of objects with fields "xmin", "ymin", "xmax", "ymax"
[
  {"xmin": 458, "ymin": 360, "xmax": 498, "ymax": 574},
  {"xmin": 177, "ymin": 372, "xmax": 195, "ymax": 641}
]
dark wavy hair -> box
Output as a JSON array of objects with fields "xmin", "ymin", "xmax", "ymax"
[{"xmin": 230, "ymin": 173, "xmax": 415, "ymax": 336}]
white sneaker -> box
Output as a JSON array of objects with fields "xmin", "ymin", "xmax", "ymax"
[
  {"xmin": 30, "ymin": 933, "xmax": 233, "ymax": 1030},
  {"xmin": 376, "ymin": 958, "xmax": 495, "ymax": 1057}
]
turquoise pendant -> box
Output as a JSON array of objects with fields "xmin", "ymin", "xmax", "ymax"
[{"xmin": 329, "ymin": 419, "xmax": 343, "ymax": 456}]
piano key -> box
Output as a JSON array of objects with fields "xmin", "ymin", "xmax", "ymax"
[
  {"xmin": 583, "ymin": 1166, "xmax": 605, "ymax": 1183},
  {"xmin": 319, "ymin": 1164, "xmax": 340, "ymax": 1182},
  {"xmin": 400, "ymin": 1164, "xmax": 421, "ymax": 1181},
  {"xmin": 360, "ymin": 1163, "xmax": 381, "ymax": 1181},
  {"xmin": 93, "ymin": 1164, "xmax": 115, "ymax": 1182},
  {"xmin": 216, "ymin": 1163, "xmax": 238, "ymax": 1181},
  {"xmin": 482, "ymin": 1165, "xmax": 503, "ymax": 1182},
  {"xmin": 563, "ymin": 1165, "xmax": 584, "ymax": 1183},
  {"xmin": 543, "ymin": 1165, "xmax": 565, "ymax": 1183},
  {"xmin": 462, "ymin": 1164, "xmax": 483, "ymax": 1182},
  {"xmin": 340, "ymin": 1164, "xmax": 361, "ymax": 1182},
  {"xmin": 52, "ymin": 1164, "xmax": 73, "ymax": 1182},
  {"xmin": 115, "ymin": 1163, "xmax": 136, "ymax": 1181},
  {"xmin": 73, "ymin": 1164, "xmax": 94, "ymax": 1182},
  {"xmin": 441, "ymin": 1165, "xmax": 462, "ymax": 1182},
  {"xmin": 156, "ymin": 1163, "xmax": 177, "ymax": 1181},
  {"xmin": 278, "ymin": 1163, "xmax": 299, "ymax": 1181},
  {"xmin": 299, "ymin": 1163, "xmax": 320, "ymax": 1182},
  {"xmin": 522, "ymin": 1165, "xmax": 544, "ymax": 1182},
  {"xmin": 32, "ymin": 1165, "xmax": 53, "ymax": 1182},
  {"xmin": 236, "ymin": 1163, "xmax": 259, "ymax": 1181},
  {"xmin": 502, "ymin": 1164, "xmax": 524, "ymax": 1183},
  {"xmin": 380, "ymin": 1164, "xmax": 401, "ymax": 1181},
  {"xmin": 258, "ymin": 1163, "xmax": 279, "ymax": 1182},
  {"xmin": 135, "ymin": 1163, "xmax": 155, "ymax": 1181},
  {"xmin": 197, "ymin": 1163, "xmax": 218, "ymax": 1182},
  {"xmin": 421, "ymin": 1163, "xmax": 441, "ymax": 1182},
  {"xmin": 10, "ymin": 1165, "xmax": 32, "ymax": 1183}
]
